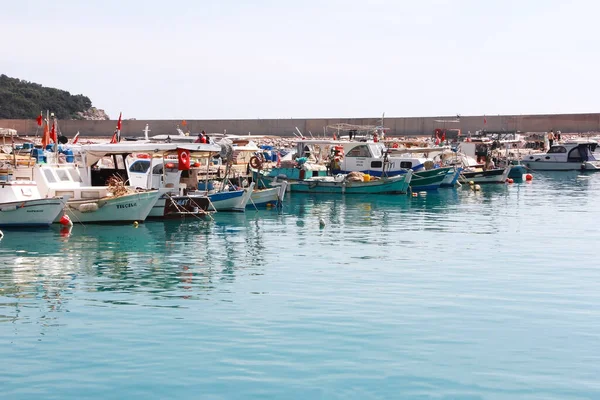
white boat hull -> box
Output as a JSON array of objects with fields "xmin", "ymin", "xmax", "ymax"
[
  {"xmin": 248, "ymin": 182, "xmax": 287, "ymax": 208},
  {"xmin": 522, "ymin": 160, "xmax": 600, "ymax": 171},
  {"xmin": 61, "ymin": 191, "xmax": 160, "ymax": 223},
  {"xmin": 0, "ymin": 197, "xmax": 66, "ymax": 227}
]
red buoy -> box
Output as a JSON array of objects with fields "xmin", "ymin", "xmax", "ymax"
[
  {"xmin": 59, "ymin": 214, "xmax": 73, "ymax": 227},
  {"xmin": 525, "ymin": 173, "xmax": 533, "ymax": 181}
]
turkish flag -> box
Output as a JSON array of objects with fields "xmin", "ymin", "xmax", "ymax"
[
  {"xmin": 36, "ymin": 113, "xmax": 43, "ymax": 126},
  {"xmin": 177, "ymin": 148, "xmax": 191, "ymax": 170}
]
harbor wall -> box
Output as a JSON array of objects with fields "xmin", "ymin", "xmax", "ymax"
[{"xmin": 1, "ymin": 113, "xmax": 599, "ymax": 138}]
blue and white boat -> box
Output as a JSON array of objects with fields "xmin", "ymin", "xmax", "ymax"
[{"xmin": 207, "ymin": 182, "xmax": 255, "ymax": 212}]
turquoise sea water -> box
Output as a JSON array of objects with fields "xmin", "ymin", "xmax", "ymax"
[{"xmin": 1, "ymin": 172, "xmax": 600, "ymax": 399}]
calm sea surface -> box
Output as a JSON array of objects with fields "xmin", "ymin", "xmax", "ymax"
[{"xmin": 1, "ymin": 172, "xmax": 600, "ymax": 399}]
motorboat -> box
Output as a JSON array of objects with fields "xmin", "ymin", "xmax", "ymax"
[{"xmin": 521, "ymin": 142, "xmax": 600, "ymax": 171}]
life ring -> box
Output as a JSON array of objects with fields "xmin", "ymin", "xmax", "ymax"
[
  {"xmin": 249, "ymin": 156, "xmax": 263, "ymax": 169},
  {"xmin": 137, "ymin": 153, "xmax": 151, "ymax": 159},
  {"xmin": 392, "ymin": 142, "xmax": 399, "ymax": 149}
]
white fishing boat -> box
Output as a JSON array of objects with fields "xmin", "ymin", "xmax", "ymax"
[
  {"xmin": 248, "ymin": 182, "xmax": 288, "ymax": 208},
  {"xmin": 0, "ymin": 180, "xmax": 68, "ymax": 227},
  {"xmin": 521, "ymin": 142, "xmax": 600, "ymax": 171},
  {"xmin": 32, "ymin": 164, "xmax": 160, "ymax": 223}
]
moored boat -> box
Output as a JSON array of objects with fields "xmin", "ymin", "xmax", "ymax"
[
  {"xmin": 248, "ymin": 182, "xmax": 288, "ymax": 208},
  {"xmin": 521, "ymin": 142, "xmax": 600, "ymax": 171},
  {"xmin": 0, "ymin": 180, "xmax": 68, "ymax": 227},
  {"xmin": 459, "ymin": 167, "xmax": 510, "ymax": 184},
  {"xmin": 290, "ymin": 171, "xmax": 412, "ymax": 194}
]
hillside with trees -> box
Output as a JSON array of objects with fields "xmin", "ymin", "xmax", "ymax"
[{"xmin": 0, "ymin": 74, "xmax": 102, "ymax": 120}]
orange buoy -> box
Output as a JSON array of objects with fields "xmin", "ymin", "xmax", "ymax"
[
  {"xmin": 506, "ymin": 178, "xmax": 514, "ymax": 184},
  {"xmin": 525, "ymin": 173, "xmax": 533, "ymax": 181},
  {"xmin": 165, "ymin": 162, "xmax": 175, "ymax": 169}
]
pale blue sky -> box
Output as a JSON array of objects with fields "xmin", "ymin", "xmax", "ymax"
[{"xmin": 3, "ymin": 0, "xmax": 598, "ymax": 119}]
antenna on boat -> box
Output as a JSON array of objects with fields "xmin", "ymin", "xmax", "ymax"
[
  {"xmin": 295, "ymin": 127, "xmax": 303, "ymax": 138},
  {"xmin": 143, "ymin": 124, "xmax": 150, "ymax": 141}
]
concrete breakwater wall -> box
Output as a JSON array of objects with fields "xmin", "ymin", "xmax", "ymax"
[{"xmin": 1, "ymin": 113, "xmax": 599, "ymax": 139}]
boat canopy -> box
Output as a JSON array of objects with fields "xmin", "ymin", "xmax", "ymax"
[
  {"xmin": 79, "ymin": 143, "xmax": 221, "ymax": 166},
  {"xmin": 0, "ymin": 128, "xmax": 17, "ymax": 136}
]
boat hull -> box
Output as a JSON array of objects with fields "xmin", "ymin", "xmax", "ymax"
[
  {"xmin": 61, "ymin": 191, "xmax": 160, "ymax": 223},
  {"xmin": 290, "ymin": 172, "xmax": 411, "ymax": 194},
  {"xmin": 410, "ymin": 167, "xmax": 454, "ymax": 191},
  {"xmin": 208, "ymin": 183, "xmax": 255, "ymax": 212},
  {"xmin": 148, "ymin": 192, "xmax": 212, "ymax": 219},
  {"xmin": 248, "ymin": 183, "xmax": 287, "ymax": 208},
  {"xmin": 508, "ymin": 165, "xmax": 527, "ymax": 179},
  {"xmin": 440, "ymin": 167, "xmax": 462, "ymax": 187},
  {"xmin": 522, "ymin": 161, "xmax": 600, "ymax": 171},
  {"xmin": 459, "ymin": 168, "xmax": 510, "ymax": 184},
  {"xmin": 0, "ymin": 197, "xmax": 66, "ymax": 227}
]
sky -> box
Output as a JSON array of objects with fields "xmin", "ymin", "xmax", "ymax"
[{"xmin": 2, "ymin": 0, "xmax": 599, "ymax": 120}]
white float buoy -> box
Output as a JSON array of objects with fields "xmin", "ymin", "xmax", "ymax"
[{"xmin": 0, "ymin": 230, "xmax": 4, "ymax": 239}]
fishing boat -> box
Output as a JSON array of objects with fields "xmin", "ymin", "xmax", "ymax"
[
  {"xmin": 521, "ymin": 142, "xmax": 600, "ymax": 171},
  {"xmin": 248, "ymin": 182, "xmax": 288, "ymax": 208},
  {"xmin": 0, "ymin": 180, "xmax": 68, "ymax": 227},
  {"xmin": 459, "ymin": 167, "xmax": 510, "ymax": 184},
  {"xmin": 290, "ymin": 170, "xmax": 412, "ymax": 194},
  {"xmin": 80, "ymin": 142, "xmax": 225, "ymax": 217},
  {"xmin": 200, "ymin": 182, "xmax": 255, "ymax": 211}
]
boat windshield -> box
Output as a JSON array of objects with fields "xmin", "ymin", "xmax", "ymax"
[{"xmin": 346, "ymin": 145, "xmax": 372, "ymax": 158}]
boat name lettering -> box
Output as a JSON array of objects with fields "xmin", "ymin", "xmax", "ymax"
[
  {"xmin": 117, "ymin": 202, "xmax": 137, "ymax": 209},
  {"xmin": 26, "ymin": 209, "xmax": 43, "ymax": 213}
]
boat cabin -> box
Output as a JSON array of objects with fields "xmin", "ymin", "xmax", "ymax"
[{"xmin": 525, "ymin": 142, "xmax": 598, "ymax": 163}]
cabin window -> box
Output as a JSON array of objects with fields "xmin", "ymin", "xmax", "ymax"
[
  {"xmin": 152, "ymin": 164, "xmax": 163, "ymax": 175},
  {"xmin": 371, "ymin": 161, "xmax": 383, "ymax": 168},
  {"xmin": 129, "ymin": 160, "xmax": 151, "ymax": 173},
  {"xmin": 115, "ymin": 155, "xmax": 126, "ymax": 170},
  {"xmin": 56, "ymin": 169, "xmax": 71, "ymax": 182},
  {"xmin": 567, "ymin": 147, "xmax": 583, "ymax": 162},
  {"xmin": 43, "ymin": 169, "xmax": 56, "ymax": 183},
  {"xmin": 346, "ymin": 145, "xmax": 371, "ymax": 158},
  {"xmin": 68, "ymin": 168, "xmax": 83, "ymax": 182},
  {"xmin": 548, "ymin": 146, "xmax": 567, "ymax": 154},
  {"xmin": 400, "ymin": 161, "xmax": 413, "ymax": 169}
]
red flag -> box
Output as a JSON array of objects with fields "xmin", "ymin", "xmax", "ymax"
[
  {"xmin": 441, "ymin": 130, "xmax": 446, "ymax": 142},
  {"xmin": 50, "ymin": 121, "xmax": 57, "ymax": 143},
  {"xmin": 117, "ymin": 112, "xmax": 122, "ymax": 131},
  {"xmin": 484, "ymin": 116, "xmax": 487, "ymax": 125},
  {"xmin": 42, "ymin": 121, "xmax": 50, "ymax": 148},
  {"xmin": 72, "ymin": 132, "xmax": 80, "ymax": 144},
  {"xmin": 36, "ymin": 113, "xmax": 43, "ymax": 127},
  {"xmin": 110, "ymin": 130, "xmax": 118, "ymax": 144}
]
